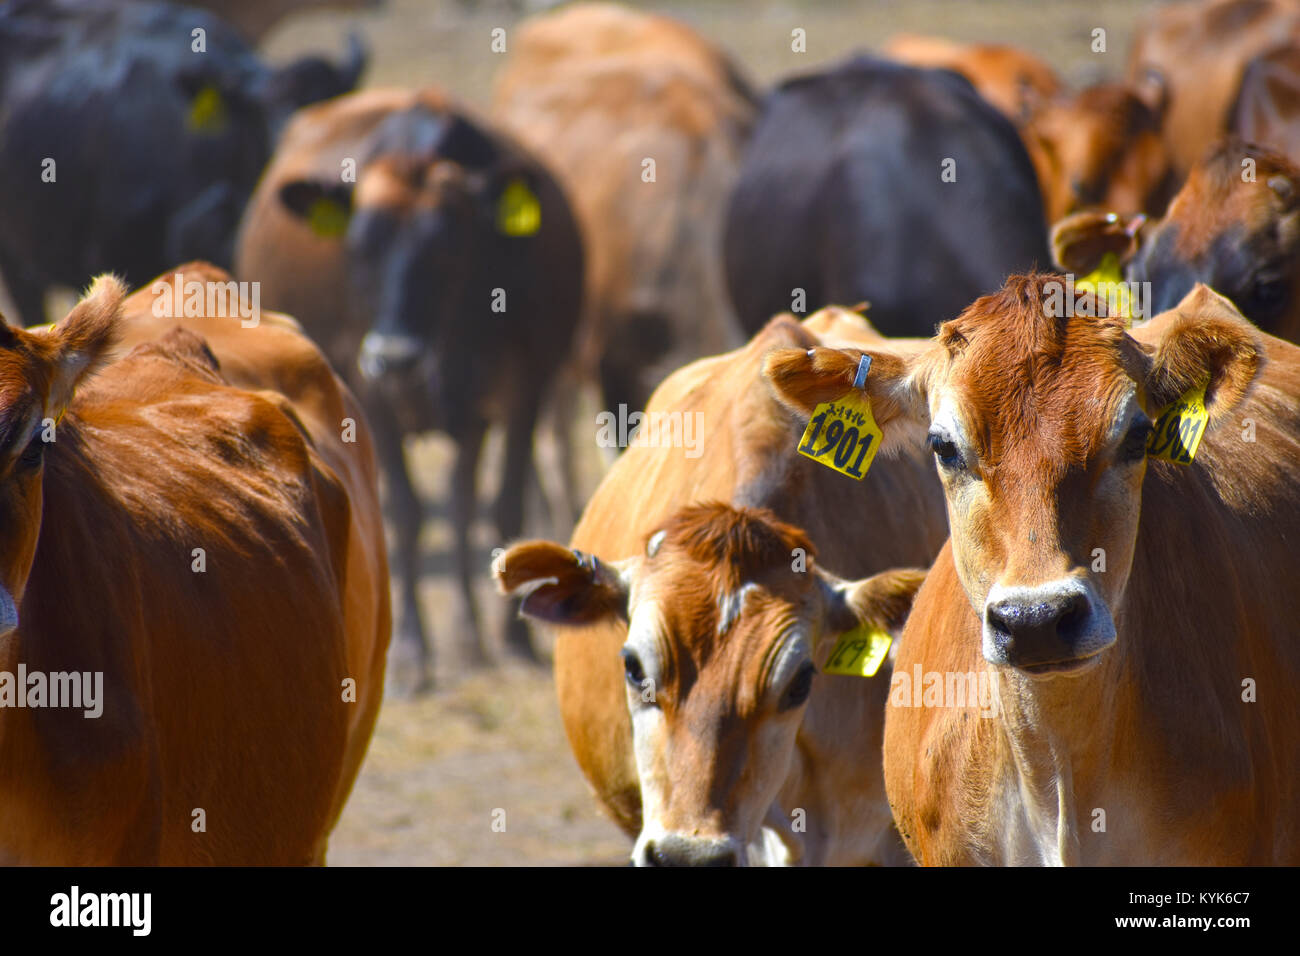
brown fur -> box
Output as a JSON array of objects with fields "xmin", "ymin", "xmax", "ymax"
[
  {"xmin": 769, "ymin": 275, "xmax": 1300, "ymax": 864},
  {"xmin": 884, "ymin": 34, "xmax": 1061, "ymax": 122},
  {"xmin": 0, "ymin": 265, "xmax": 389, "ymax": 864},
  {"xmin": 547, "ymin": 306, "xmax": 948, "ymax": 855}
]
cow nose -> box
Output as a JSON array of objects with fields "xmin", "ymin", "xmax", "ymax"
[
  {"xmin": 358, "ymin": 331, "xmax": 421, "ymax": 380},
  {"xmin": 985, "ymin": 589, "xmax": 1090, "ymax": 667},
  {"xmin": 642, "ymin": 836, "xmax": 738, "ymax": 867}
]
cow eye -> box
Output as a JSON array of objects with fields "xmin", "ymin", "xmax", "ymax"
[
  {"xmin": 621, "ymin": 648, "xmax": 646, "ymax": 688},
  {"xmin": 17, "ymin": 431, "xmax": 46, "ymax": 470},
  {"xmin": 1119, "ymin": 416, "xmax": 1153, "ymax": 463},
  {"xmin": 779, "ymin": 662, "xmax": 816, "ymax": 712},
  {"xmin": 928, "ymin": 431, "xmax": 964, "ymax": 469}
]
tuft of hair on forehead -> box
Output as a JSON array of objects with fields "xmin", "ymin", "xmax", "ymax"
[
  {"xmin": 938, "ymin": 272, "xmax": 1128, "ymax": 359},
  {"xmin": 930, "ymin": 272, "xmax": 1137, "ymax": 466},
  {"xmin": 654, "ymin": 502, "xmax": 814, "ymax": 591}
]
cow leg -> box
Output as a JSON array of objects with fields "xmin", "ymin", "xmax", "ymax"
[
  {"xmin": 451, "ymin": 417, "xmax": 490, "ymax": 669},
  {"xmin": 365, "ymin": 392, "xmax": 432, "ymax": 690},
  {"xmin": 495, "ymin": 399, "xmax": 543, "ymax": 663}
]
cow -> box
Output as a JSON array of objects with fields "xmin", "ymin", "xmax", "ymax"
[
  {"xmin": 0, "ymin": 0, "xmax": 367, "ymax": 326},
  {"xmin": 0, "ymin": 266, "xmax": 390, "ymax": 864},
  {"xmin": 882, "ymin": 34, "xmax": 1061, "ymax": 124},
  {"xmin": 502, "ymin": 305, "xmax": 948, "ymax": 857},
  {"xmin": 492, "ymin": 2, "xmax": 755, "ymax": 417},
  {"xmin": 1023, "ymin": 83, "xmax": 1176, "ymax": 223},
  {"xmin": 724, "ymin": 56, "xmax": 1051, "ymax": 339},
  {"xmin": 766, "ymin": 275, "xmax": 1300, "ymax": 864},
  {"xmin": 234, "ymin": 88, "xmax": 584, "ymax": 682},
  {"xmin": 150, "ymin": 0, "xmax": 385, "ymax": 44},
  {"xmin": 496, "ymin": 503, "xmax": 927, "ymax": 866},
  {"xmin": 1128, "ymin": 0, "xmax": 1300, "ymax": 177},
  {"xmin": 1128, "ymin": 138, "xmax": 1300, "ymax": 343},
  {"xmin": 1229, "ymin": 43, "xmax": 1300, "ymax": 161}
]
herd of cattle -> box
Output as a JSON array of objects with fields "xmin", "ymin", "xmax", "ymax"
[{"xmin": 0, "ymin": 0, "xmax": 1298, "ymax": 865}]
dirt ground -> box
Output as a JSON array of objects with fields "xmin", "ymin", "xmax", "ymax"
[{"xmin": 21, "ymin": 0, "xmax": 1170, "ymax": 866}]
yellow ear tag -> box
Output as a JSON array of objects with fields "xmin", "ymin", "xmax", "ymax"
[
  {"xmin": 186, "ymin": 84, "xmax": 228, "ymax": 135},
  {"xmin": 1076, "ymin": 251, "xmax": 1132, "ymax": 325},
  {"xmin": 796, "ymin": 355, "xmax": 883, "ymax": 480},
  {"xmin": 497, "ymin": 179, "xmax": 541, "ymax": 237},
  {"xmin": 824, "ymin": 625, "xmax": 893, "ymax": 677},
  {"xmin": 1146, "ymin": 379, "xmax": 1209, "ymax": 465},
  {"xmin": 306, "ymin": 197, "xmax": 350, "ymax": 239}
]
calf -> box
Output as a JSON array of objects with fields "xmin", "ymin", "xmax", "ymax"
[
  {"xmin": 236, "ymin": 88, "xmax": 584, "ymax": 679},
  {"xmin": 0, "ymin": 0, "xmax": 366, "ymax": 325},
  {"xmin": 767, "ymin": 276, "xmax": 1300, "ymax": 864},
  {"xmin": 724, "ymin": 56, "xmax": 1050, "ymax": 338},
  {"xmin": 498, "ymin": 504, "xmax": 925, "ymax": 866},
  {"xmin": 525, "ymin": 306, "xmax": 948, "ymax": 844}
]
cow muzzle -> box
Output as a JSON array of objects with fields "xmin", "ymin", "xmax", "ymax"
[
  {"xmin": 637, "ymin": 834, "xmax": 742, "ymax": 867},
  {"xmin": 982, "ymin": 579, "xmax": 1115, "ymax": 675},
  {"xmin": 358, "ymin": 331, "xmax": 423, "ymax": 381}
]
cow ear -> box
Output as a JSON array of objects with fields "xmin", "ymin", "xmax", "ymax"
[
  {"xmin": 278, "ymin": 180, "xmax": 354, "ymax": 238},
  {"xmin": 763, "ymin": 343, "xmax": 930, "ymax": 453},
  {"xmin": 820, "ymin": 566, "xmax": 928, "ymax": 641},
  {"xmin": 47, "ymin": 274, "xmax": 124, "ymax": 412},
  {"xmin": 1141, "ymin": 283, "xmax": 1264, "ymax": 425},
  {"xmin": 494, "ymin": 541, "xmax": 630, "ymax": 626}
]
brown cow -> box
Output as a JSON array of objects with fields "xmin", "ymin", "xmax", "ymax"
[
  {"xmin": 767, "ymin": 276, "xmax": 1300, "ymax": 864},
  {"xmin": 1024, "ymin": 83, "xmax": 1176, "ymax": 222},
  {"xmin": 522, "ymin": 306, "xmax": 948, "ymax": 858},
  {"xmin": 1128, "ymin": 137, "xmax": 1300, "ymax": 342},
  {"xmin": 883, "ymin": 33, "xmax": 1061, "ymax": 123},
  {"xmin": 492, "ymin": 2, "xmax": 755, "ymax": 416},
  {"xmin": 1128, "ymin": 0, "xmax": 1300, "ymax": 176},
  {"xmin": 1229, "ymin": 43, "xmax": 1300, "ymax": 160},
  {"xmin": 235, "ymin": 87, "xmax": 584, "ymax": 680},
  {"xmin": 0, "ymin": 267, "xmax": 389, "ymax": 864},
  {"xmin": 498, "ymin": 503, "xmax": 926, "ymax": 866}
]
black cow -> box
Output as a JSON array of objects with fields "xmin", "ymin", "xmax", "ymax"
[
  {"xmin": 723, "ymin": 56, "xmax": 1052, "ymax": 336},
  {"xmin": 0, "ymin": 0, "xmax": 365, "ymax": 326},
  {"xmin": 240, "ymin": 89, "xmax": 584, "ymax": 683}
]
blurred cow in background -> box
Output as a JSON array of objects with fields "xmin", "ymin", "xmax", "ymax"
[
  {"xmin": 1229, "ymin": 42, "xmax": 1300, "ymax": 161},
  {"xmin": 1023, "ymin": 83, "xmax": 1176, "ymax": 222},
  {"xmin": 493, "ymin": 2, "xmax": 755, "ymax": 445},
  {"xmin": 883, "ymin": 33, "xmax": 1061, "ymax": 123},
  {"xmin": 0, "ymin": 0, "xmax": 366, "ymax": 326},
  {"xmin": 1128, "ymin": 0, "xmax": 1300, "ymax": 178},
  {"xmin": 725, "ymin": 57, "xmax": 1051, "ymax": 338},
  {"xmin": 235, "ymin": 88, "xmax": 583, "ymax": 685}
]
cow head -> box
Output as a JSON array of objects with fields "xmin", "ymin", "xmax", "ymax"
[
  {"xmin": 766, "ymin": 276, "xmax": 1262, "ymax": 678},
  {"xmin": 275, "ymin": 103, "xmax": 537, "ymax": 424},
  {"xmin": 261, "ymin": 33, "xmax": 369, "ymax": 135},
  {"xmin": 0, "ymin": 277, "xmax": 122, "ymax": 637},
  {"xmin": 1129, "ymin": 138, "xmax": 1300, "ymax": 341},
  {"xmin": 1024, "ymin": 83, "xmax": 1176, "ymax": 222},
  {"xmin": 495, "ymin": 503, "xmax": 923, "ymax": 866}
]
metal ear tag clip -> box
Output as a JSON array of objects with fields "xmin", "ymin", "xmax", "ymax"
[{"xmin": 853, "ymin": 354, "xmax": 872, "ymax": 389}]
